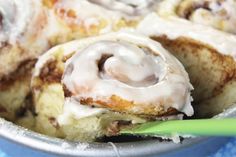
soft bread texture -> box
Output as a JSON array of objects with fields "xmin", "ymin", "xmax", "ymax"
[
  {"xmin": 0, "ymin": 60, "xmax": 35, "ymax": 121},
  {"xmin": 151, "ymin": 36, "xmax": 236, "ymax": 118},
  {"xmin": 34, "ymin": 83, "xmax": 145, "ymax": 141}
]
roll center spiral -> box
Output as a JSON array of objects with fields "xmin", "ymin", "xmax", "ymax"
[
  {"xmin": 175, "ymin": 0, "xmax": 236, "ymax": 34},
  {"xmin": 97, "ymin": 52, "xmax": 160, "ymax": 87},
  {"xmin": 62, "ymin": 41, "xmax": 166, "ymax": 94},
  {"xmin": 177, "ymin": 0, "xmax": 236, "ymax": 22}
]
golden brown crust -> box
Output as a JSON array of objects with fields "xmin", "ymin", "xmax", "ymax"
[{"xmin": 80, "ymin": 95, "xmax": 178, "ymax": 117}]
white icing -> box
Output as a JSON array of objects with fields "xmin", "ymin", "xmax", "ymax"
[
  {"xmin": 33, "ymin": 38, "xmax": 87, "ymax": 79},
  {"xmin": 63, "ymin": 41, "xmax": 167, "ymax": 89},
  {"xmin": 137, "ymin": 13, "xmax": 236, "ymax": 60},
  {"xmin": 158, "ymin": 0, "xmax": 236, "ymax": 34},
  {"xmin": 0, "ymin": 0, "xmax": 40, "ymax": 44},
  {"xmin": 88, "ymin": 0, "xmax": 158, "ymax": 16},
  {"xmin": 157, "ymin": 0, "xmax": 182, "ymax": 17},
  {"xmin": 53, "ymin": 0, "xmax": 160, "ymax": 33},
  {"xmin": 57, "ymin": 98, "xmax": 108, "ymax": 125},
  {"xmin": 42, "ymin": 10, "xmax": 69, "ymax": 42},
  {"xmin": 55, "ymin": 31, "xmax": 193, "ymax": 116}
]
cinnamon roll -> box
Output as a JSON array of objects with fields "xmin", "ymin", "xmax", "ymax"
[
  {"xmin": 137, "ymin": 13, "xmax": 236, "ymax": 117},
  {"xmin": 157, "ymin": 0, "xmax": 236, "ymax": 34},
  {"xmin": 0, "ymin": 0, "xmax": 48, "ymax": 120},
  {"xmin": 45, "ymin": 0, "xmax": 160, "ymax": 37},
  {"xmin": 0, "ymin": 0, "xmax": 72, "ymax": 121},
  {"xmin": 31, "ymin": 31, "xmax": 193, "ymax": 141}
]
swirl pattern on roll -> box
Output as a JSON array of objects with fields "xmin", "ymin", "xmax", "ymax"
[
  {"xmin": 158, "ymin": 0, "xmax": 236, "ymax": 34},
  {"xmin": 61, "ymin": 31, "xmax": 193, "ymax": 117}
]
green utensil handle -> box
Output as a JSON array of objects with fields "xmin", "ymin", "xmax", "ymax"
[{"xmin": 121, "ymin": 119, "xmax": 236, "ymax": 136}]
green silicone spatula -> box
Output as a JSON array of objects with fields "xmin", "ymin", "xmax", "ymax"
[{"xmin": 121, "ymin": 119, "xmax": 236, "ymax": 136}]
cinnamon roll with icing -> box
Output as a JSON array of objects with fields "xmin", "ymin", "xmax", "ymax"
[
  {"xmin": 157, "ymin": 0, "xmax": 236, "ymax": 34},
  {"xmin": 31, "ymin": 31, "xmax": 193, "ymax": 141},
  {"xmin": 0, "ymin": 0, "xmax": 48, "ymax": 120},
  {"xmin": 0, "ymin": 0, "xmax": 74, "ymax": 121},
  {"xmin": 46, "ymin": 0, "xmax": 160, "ymax": 37},
  {"xmin": 137, "ymin": 13, "xmax": 236, "ymax": 117},
  {"xmin": 0, "ymin": 0, "xmax": 46, "ymax": 78}
]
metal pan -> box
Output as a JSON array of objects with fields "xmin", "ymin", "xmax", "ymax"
[{"xmin": 0, "ymin": 104, "xmax": 235, "ymax": 157}]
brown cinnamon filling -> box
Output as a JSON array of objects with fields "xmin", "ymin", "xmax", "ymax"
[
  {"xmin": 0, "ymin": 59, "xmax": 36, "ymax": 90},
  {"xmin": 177, "ymin": 1, "xmax": 211, "ymax": 19},
  {"xmin": 97, "ymin": 54, "xmax": 113, "ymax": 73},
  {"xmin": 39, "ymin": 60, "xmax": 63, "ymax": 84}
]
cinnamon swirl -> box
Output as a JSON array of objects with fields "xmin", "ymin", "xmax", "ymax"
[
  {"xmin": 158, "ymin": 0, "xmax": 236, "ymax": 34},
  {"xmin": 31, "ymin": 31, "xmax": 193, "ymax": 141},
  {"xmin": 45, "ymin": 0, "xmax": 160, "ymax": 37}
]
